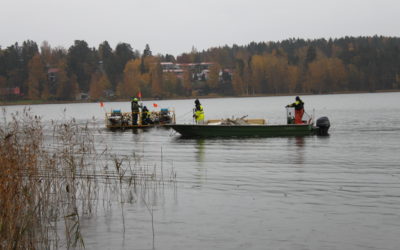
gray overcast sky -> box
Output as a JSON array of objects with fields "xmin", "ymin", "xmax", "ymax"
[{"xmin": 1, "ymin": 0, "xmax": 399, "ymax": 56}]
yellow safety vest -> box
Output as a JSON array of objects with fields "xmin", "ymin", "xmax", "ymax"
[{"xmin": 195, "ymin": 105, "xmax": 204, "ymax": 122}]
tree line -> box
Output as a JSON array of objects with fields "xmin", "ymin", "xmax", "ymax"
[{"xmin": 1, "ymin": 36, "xmax": 400, "ymax": 102}]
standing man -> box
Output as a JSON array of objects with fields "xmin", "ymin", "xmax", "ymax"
[
  {"xmin": 286, "ymin": 96, "xmax": 305, "ymax": 124},
  {"xmin": 193, "ymin": 99, "xmax": 205, "ymax": 124},
  {"xmin": 131, "ymin": 97, "xmax": 141, "ymax": 125}
]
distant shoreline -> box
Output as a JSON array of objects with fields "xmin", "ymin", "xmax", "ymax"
[{"xmin": 1, "ymin": 89, "xmax": 399, "ymax": 107}]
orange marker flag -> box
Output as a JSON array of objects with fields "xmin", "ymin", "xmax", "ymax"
[
  {"xmin": 137, "ymin": 91, "xmax": 142, "ymax": 98},
  {"xmin": 153, "ymin": 103, "xmax": 158, "ymax": 108},
  {"xmin": 100, "ymin": 102, "xmax": 104, "ymax": 107}
]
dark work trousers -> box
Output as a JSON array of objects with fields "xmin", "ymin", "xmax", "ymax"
[{"xmin": 132, "ymin": 112, "xmax": 138, "ymax": 125}]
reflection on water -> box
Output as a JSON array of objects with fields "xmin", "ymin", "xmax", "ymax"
[
  {"xmin": 294, "ymin": 136, "xmax": 305, "ymax": 147},
  {"xmin": 195, "ymin": 139, "xmax": 206, "ymax": 163},
  {"xmin": 3, "ymin": 92, "xmax": 400, "ymax": 250},
  {"xmin": 194, "ymin": 139, "xmax": 207, "ymax": 186},
  {"xmin": 288, "ymin": 136, "xmax": 306, "ymax": 165}
]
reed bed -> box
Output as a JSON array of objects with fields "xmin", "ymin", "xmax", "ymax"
[{"xmin": 0, "ymin": 109, "xmax": 175, "ymax": 249}]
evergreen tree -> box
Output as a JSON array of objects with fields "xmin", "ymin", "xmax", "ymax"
[
  {"xmin": 26, "ymin": 53, "xmax": 46, "ymax": 100},
  {"xmin": 98, "ymin": 41, "xmax": 117, "ymax": 89},
  {"xmin": 67, "ymin": 40, "xmax": 97, "ymax": 92},
  {"xmin": 114, "ymin": 43, "xmax": 135, "ymax": 83},
  {"xmin": 143, "ymin": 44, "xmax": 152, "ymax": 57},
  {"xmin": 305, "ymin": 45, "xmax": 317, "ymax": 65}
]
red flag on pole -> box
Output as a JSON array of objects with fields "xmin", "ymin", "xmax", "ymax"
[
  {"xmin": 153, "ymin": 103, "xmax": 158, "ymax": 108},
  {"xmin": 100, "ymin": 102, "xmax": 104, "ymax": 107},
  {"xmin": 137, "ymin": 91, "xmax": 142, "ymax": 98}
]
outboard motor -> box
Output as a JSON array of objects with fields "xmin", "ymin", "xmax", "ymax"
[{"xmin": 316, "ymin": 116, "xmax": 330, "ymax": 136}]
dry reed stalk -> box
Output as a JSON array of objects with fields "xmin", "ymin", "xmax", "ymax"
[{"xmin": 0, "ymin": 109, "xmax": 176, "ymax": 249}]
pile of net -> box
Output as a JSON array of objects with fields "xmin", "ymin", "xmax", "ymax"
[{"xmin": 220, "ymin": 116, "xmax": 249, "ymax": 125}]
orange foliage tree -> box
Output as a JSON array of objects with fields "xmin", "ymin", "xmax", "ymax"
[
  {"xmin": 149, "ymin": 61, "xmax": 163, "ymax": 98},
  {"xmin": 117, "ymin": 59, "xmax": 141, "ymax": 98},
  {"xmin": 249, "ymin": 55, "xmax": 266, "ymax": 94},
  {"xmin": 232, "ymin": 70, "xmax": 245, "ymax": 95},
  {"xmin": 27, "ymin": 53, "xmax": 47, "ymax": 100},
  {"xmin": 182, "ymin": 70, "xmax": 192, "ymax": 96},
  {"xmin": 89, "ymin": 72, "xmax": 111, "ymax": 100},
  {"xmin": 56, "ymin": 60, "xmax": 79, "ymax": 100},
  {"xmin": 163, "ymin": 72, "xmax": 179, "ymax": 97},
  {"xmin": 206, "ymin": 63, "xmax": 221, "ymax": 92},
  {"xmin": 263, "ymin": 52, "xmax": 290, "ymax": 94},
  {"xmin": 306, "ymin": 57, "xmax": 347, "ymax": 93}
]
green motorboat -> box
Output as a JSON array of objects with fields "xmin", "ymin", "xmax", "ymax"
[
  {"xmin": 167, "ymin": 108, "xmax": 330, "ymax": 138},
  {"xmin": 167, "ymin": 123, "xmax": 328, "ymax": 138}
]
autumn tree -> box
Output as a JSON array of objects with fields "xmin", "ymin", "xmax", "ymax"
[
  {"xmin": 113, "ymin": 42, "xmax": 137, "ymax": 87},
  {"xmin": 263, "ymin": 52, "xmax": 290, "ymax": 93},
  {"xmin": 26, "ymin": 53, "xmax": 47, "ymax": 100},
  {"xmin": 306, "ymin": 57, "xmax": 347, "ymax": 93},
  {"xmin": 163, "ymin": 72, "xmax": 181, "ymax": 97},
  {"xmin": 346, "ymin": 64, "xmax": 361, "ymax": 91},
  {"xmin": 182, "ymin": 69, "xmax": 192, "ymax": 96},
  {"xmin": 117, "ymin": 59, "xmax": 141, "ymax": 98},
  {"xmin": 139, "ymin": 72, "xmax": 151, "ymax": 97},
  {"xmin": 56, "ymin": 60, "xmax": 79, "ymax": 100},
  {"xmin": 231, "ymin": 58, "xmax": 247, "ymax": 95},
  {"xmin": 150, "ymin": 62, "xmax": 163, "ymax": 98},
  {"xmin": 206, "ymin": 63, "xmax": 221, "ymax": 92},
  {"xmin": 250, "ymin": 55, "xmax": 266, "ymax": 94},
  {"xmin": 89, "ymin": 72, "xmax": 111, "ymax": 100},
  {"xmin": 232, "ymin": 70, "xmax": 245, "ymax": 95},
  {"xmin": 287, "ymin": 65, "xmax": 301, "ymax": 93},
  {"xmin": 305, "ymin": 59, "xmax": 324, "ymax": 93}
]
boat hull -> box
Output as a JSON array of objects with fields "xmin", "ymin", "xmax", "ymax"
[
  {"xmin": 106, "ymin": 124, "xmax": 166, "ymax": 129},
  {"xmin": 167, "ymin": 124, "xmax": 320, "ymax": 138}
]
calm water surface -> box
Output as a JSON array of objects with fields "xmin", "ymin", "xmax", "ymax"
[{"xmin": 3, "ymin": 93, "xmax": 400, "ymax": 250}]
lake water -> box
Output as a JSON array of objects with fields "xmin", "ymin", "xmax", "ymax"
[{"xmin": 3, "ymin": 92, "xmax": 400, "ymax": 250}]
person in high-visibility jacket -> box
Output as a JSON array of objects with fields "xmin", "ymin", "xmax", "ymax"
[
  {"xmin": 193, "ymin": 99, "xmax": 205, "ymax": 124},
  {"xmin": 286, "ymin": 96, "xmax": 305, "ymax": 124}
]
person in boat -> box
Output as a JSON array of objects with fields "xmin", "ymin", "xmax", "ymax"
[
  {"xmin": 141, "ymin": 106, "xmax": 154, "ymax": 125},
  {"xmin": 193, "ymin": 99, "xmax": 205, "ymax": 124},
  {"xmin": 286, "ymin": 96, "xmax": 305, "ymax": 124},
  {"xmin": 131, "ymin": 97, "xmax": 141, "ymax": 125}
]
